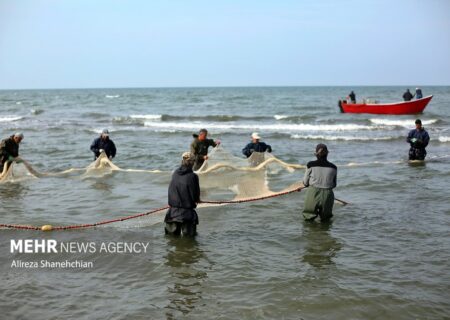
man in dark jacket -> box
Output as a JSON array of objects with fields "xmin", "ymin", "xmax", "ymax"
[
  {"xmin": 242, "ymin": 132, "xmax": 272, "ymax": 158},
  {"xmin": 190, "ymin": 128, "xmax": 220, "ymax": 171},
  {"xmin": 348, "ymin": 91, "xmax": 356, "ymax": 103},
  {"xmin": 164, "ymin": 152, "xmax": 201, "ymax": 236},
  {"xmin": 90, "ymin": 129, "xmax": 116, "ymax": 160},
  {"xmin": 407, "ymin": 119, "xmax": 430, "ymax": 160},
  {"xmin": 403, "ymin": 89, "xmax": 413, "ymax": 101},
  {"xmin": 0, "ymin": 133, "xmax": 23, "ymax": 173},
  {"xmin": 302, "ymin": 144, "xmax": 337, "ymax": 222}
]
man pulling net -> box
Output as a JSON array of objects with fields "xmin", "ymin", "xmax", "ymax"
[
  {"xmin": 0, "ymin": 133, "xmax": 24, "ymax": 174},
  {"xmin": 190, "ymin": 128, "xmax": 220, "ymax": 171},
  {"xmin": 302, "ymin": 144, "xmax": 337, "ymax": 222},
  {"xmin": 164, "ymin": 152, "xmax": 201, "ymax": 237}
]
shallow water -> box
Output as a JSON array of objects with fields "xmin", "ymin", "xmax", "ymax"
[{"xmin": 1, "ymin": 87, "xmax": 449, "ymax": 319}]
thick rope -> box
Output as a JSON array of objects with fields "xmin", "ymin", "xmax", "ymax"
[
  {"xmin": 0, "ymin": 206, "xmax": 170, "ymax": 231},
  {"xmin": 0, "ymin": 186, "xmax": 305, "ymax": 231},
  {"xmin": 201, "ymin": 185, "xmax": 305, "ymax": 204}
]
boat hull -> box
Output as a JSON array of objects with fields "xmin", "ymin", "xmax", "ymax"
[{"xmin": 339, "ymin": 95, "xmax": 433, "ymax": 115}]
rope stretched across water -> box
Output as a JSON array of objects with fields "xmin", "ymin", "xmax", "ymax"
[{"xmin": 0, "ymin": 185, "xmax": 306, "ymax": 232}]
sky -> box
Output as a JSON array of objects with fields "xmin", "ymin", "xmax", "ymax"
[{"xmin": 0, "ymin": 0, "xmax": 449, "ymax": 89}]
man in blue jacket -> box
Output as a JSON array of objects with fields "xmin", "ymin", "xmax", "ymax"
[
  {"xmin": 407, "ymin": 119, "xmax": 430, "ymax": 160},
  {"xmin": 164, "ymin": 152, "xmax": 201, "ymax": 237},
  {"xmin": 242, "ymin": 132, "xmax": 272, "ymax": 158},
  {"xmin": 415, "ymin": 88, "xmax": 423, "ymax": 99},
  {"xmin": 90, "ymin": 129, "xmax": 117, "ymax": 160}
]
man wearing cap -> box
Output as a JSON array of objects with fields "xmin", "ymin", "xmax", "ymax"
[
  {"xmin": 415, "ymin": 88, "xmax": 423, "ymax": 99},
  {"xmin": 90, "ymin": 129, "xmax": 117, "ymax": 160},
  {"xmin": 302, "ymin": 144, "xmax": 337, "ymax": 222},
  {"xmin": 242, "ymin": 132, "xmax": 272, "ymax": 158},
  {"xmin": 406, "ymin": 119, "xmax": 430, "ymax": 160},
  {"xmin": 0, "ymin": 133, "xmax": 24, "ymax": 173},
  {"xmin": 190, "ymin": 129, "xmax": 220, "ymax": 171},
  {"xmin": 164, "ymin": 152, "xmax": 201, "ymax": 236}
]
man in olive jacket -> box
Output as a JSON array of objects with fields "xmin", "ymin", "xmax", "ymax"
[
  {"xmin": 0, "ymin": 133, "xmax": 23, "ymax": 173},
  {"xmin": 190, "ymin": 128, "xmax": 220, "ymax": 171}
]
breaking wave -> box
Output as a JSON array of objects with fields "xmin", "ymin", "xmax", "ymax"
[
  {"xmin": 130, "ymin": 114, "xmax": 163, "ymax": 121},
  {"xmin": 290, "ymin": 134, "xmax": 398, "ymax": 141},
  {"xmin": 0, "ymin": 115, "xmax": 23, "ymax": 122},
  {"xmin": 143, "ymin": 121, "xmax": 379, "ymax": 133},
  {"xmin": 114, "ymin": 114, "xmax": 279, "ymax": 125},
  {"xmin": 105, "ymin": 95, "xmax": 120, "ymax": 98},
  {"xmin": 438, "ymin": 136, "xmax": 450, "ymax": 142},
  {"xmin": 370, "ymin": 118, "xmax": 438, "ymax": 127},
  {"xmin": 30, "ymin": 109, "xmax": 44, "ymax": 115}
]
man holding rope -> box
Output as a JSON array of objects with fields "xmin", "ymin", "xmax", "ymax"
[
  {"xmin": 164, "ymin": 152, "xmax": 201, "ymax": 237},
  {"xmin": 302, "ymin": 144, "xmax": 337, "ymax": 222}
]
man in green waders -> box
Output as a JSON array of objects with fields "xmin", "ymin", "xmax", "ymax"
[{"xmin": 302, "ymin": 144, "xmax": 337, "ymax": 221}]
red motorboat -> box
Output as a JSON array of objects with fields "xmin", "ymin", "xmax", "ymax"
[{"xmin": 339, "ymin": 95, "xmax": 433, "ymax": 115}]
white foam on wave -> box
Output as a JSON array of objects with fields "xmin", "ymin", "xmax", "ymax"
[
  {"xmin": 89, "ymin": 128, "xmax": 120, "ymax": 134},
  {"xmin": 438, "ymin": 136, "xmax": 450, "ymax": 142},
  {"xmin": 0, "ymin": 115, "xmax": 23, "ymax": 122},
  {"xmin": 274, "ymin": 115, "xmax": 289, "ymax": 120},
  {"xmin": 143, "ymin": 121, "xmax": 378, "ymax": 132},
  {"xmin": 290, "ymin": 134, "xmax": 395, "ymax": 141},
  {"xmin": 105, "ymin": 95, "xmax": 120, "ymax": 98},
  {"xmin": 370, "ymin": 118, "xmax": 438, "ymax": 127},
  {"xmin": 130, "ymin": 114, "xmax": 162, "ymax": 121},
  {"xmin": 30, "ymin": 109, "xmax": 44, "ymax": 115}
]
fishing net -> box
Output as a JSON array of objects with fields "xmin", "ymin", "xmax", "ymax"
[
  {"xmin": 196, "ymin": 146, "xmax": 304, "ymax": 201},
  {"xmin": 0, "ymin": 152, "xmax": 162, "ymax": 183},
  {"xmin": 0, "ymin": 147, "xmax": 306, "ymax": 230}
]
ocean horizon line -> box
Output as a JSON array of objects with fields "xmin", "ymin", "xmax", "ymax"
[{"xmin": 1, "ymin": 84, "xmax": 449, "ymax": 91}]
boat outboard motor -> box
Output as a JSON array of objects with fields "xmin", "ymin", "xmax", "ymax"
[{"xmin": 338, "ymin": 100, "xmax": 345, "ymax": 113}]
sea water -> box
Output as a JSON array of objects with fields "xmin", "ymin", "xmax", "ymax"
[{"xmin": 0, "ymin": 86, "xmax": 449, "ymax": 319}]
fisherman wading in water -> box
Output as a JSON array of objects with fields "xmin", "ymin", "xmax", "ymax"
[
  {"xmin": 302, "ymin": 144, "xmax": 337, "ymax": 222},
  {"xmin": 164, "ymin": 152, "xmax": 201, "ymax": 237},
  {"xmin": 407, "ymin": 119, "xmax": 430, "ymax": 161},
  {"xmin": 0, "ymin": 133, "xmax": 24, "ymax": 173},
  {"xmin": 190, "ymin": 128, "xmax": 220, "ymax": 171},
  {"xmin": 90, "ymin": 129, "xmax": 117, "ymax": 160}
]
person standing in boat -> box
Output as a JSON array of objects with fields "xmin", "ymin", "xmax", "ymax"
[
  {"xmin": 406, "ymin": 119, "xmax": 430, "ymax": 161},
  {"xmin": 403, "ymin": 89, "xmax": 414, "ymax": 101},
  {"xmin": 190, "ymin": 128, "xmax": 220, "ymax": 171},
  {"xmin": 348, "ymin": 91, "xmax": 356, "ymax": 104},
  {"xmin": 164, "ymin": 152, "xmax": 201, "ymax": 237},
  {"xmin": 90, "ymin": 129, "xmax": 117, "ymax": 160},
  {"xmin": 0, "ymin": 133, "xmax": 24, "ymax": 173},
  {"xmin": 302, "ymin": 144, "xmax": 337, "ymax": 222},
  {"xmin": 415, "ymin": 88, "xmax": 423, "ymax": 99}
]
